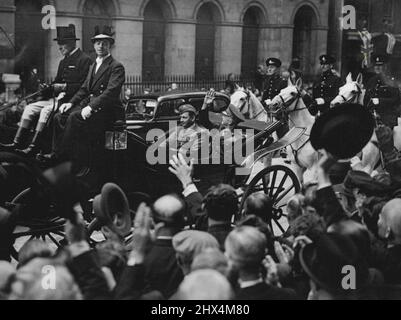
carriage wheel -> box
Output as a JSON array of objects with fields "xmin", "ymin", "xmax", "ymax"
[
  {"xmin": 10, "ymin": 187, "xmax": 67, "ymax": 261},
  {"xmin": 238, "ymin": 165, "xmax": 301, "ymax": 236}
]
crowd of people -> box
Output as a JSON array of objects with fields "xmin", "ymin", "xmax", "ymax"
[{"xmin": 1, "ymin": 21, "xmax": 401, "ymax": 301}]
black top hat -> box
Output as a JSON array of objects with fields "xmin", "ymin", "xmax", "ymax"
[
  {"xmin": 310, "ymin": 103, "xmax": 375, "ymax": 159},
  {"xmin": 319, "ymin": 54, "xmax": 336, "ymax": 64},
  {"xmin": 266, "ymin": 57, "xmax": 282, "ymax": 68},
  {"xmin": 93, "ymin": 183, "xmax": 131, "ymax": 237},
  {"xmin": 91, "ymin": 26, "xmax": 115, "ymax": 45},
  {"xmin": 372, "ymin": 54, "xmax": 388, "ymax": 66},
  {"xmin": 53, "ymin": 24, "xmax": 79, "ymax": 42},
  {"xmin": 300, "ymin": 233, "xmax": 370, "ymax": 294}
]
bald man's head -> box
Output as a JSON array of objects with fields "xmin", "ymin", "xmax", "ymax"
[
  {"xmin": 153, "ymin": 194, "xmax": 186, "ymax": 228},
  {"xmin": 378, "ymin": 199, "xmax": 401, "ymax": 240}
]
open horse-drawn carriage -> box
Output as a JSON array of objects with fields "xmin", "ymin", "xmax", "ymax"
[{"xmin": 0, "ymin": 88, "xmax": 309, "ymax": 260}]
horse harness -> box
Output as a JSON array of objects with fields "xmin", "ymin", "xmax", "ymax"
[{"xmin": 277, "ymin": 89, "xmax": 311, "ymax": 168}]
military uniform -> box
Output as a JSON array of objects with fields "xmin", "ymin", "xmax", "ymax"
[
  {"xmin": 262, "ymin": 58, "xmax": 288, "ymax": 139},
  {"xmin": 307, "ymin": 55, "xmax": 343, "ymax": 116},
  {"xmin": 364, "ymin": 75, "xmax": 400, "ymax": 129}
]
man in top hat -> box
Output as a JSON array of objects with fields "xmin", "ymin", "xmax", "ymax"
[
  {"xmin": 307, "ymin": 54, "xmax": 343, "ymax": 116},
  {"xmin": 0, "ymin": 24, "xmax": 92, "ymax": 156},
  {"xmin": 363, "ymin": 54, "xmax": 401, "ymax": 129},
  {"xmin": 262, "ymin": 58, "xmax": 288, "ymax": 139},
  {"xmin": 159, "ymin": 104, "xmax": 208, "ymax": 159},
  {"xmin": 52, "ymin": 26, "xmax": 125, "ymax": 175}
]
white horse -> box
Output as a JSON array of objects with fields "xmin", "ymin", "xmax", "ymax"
[
  {"xmin": 330, "ymin": 73, "xmax": 383, "ymax": 175},
  {"xmin": 269, "ymin": 78, "xmax": 319, "ymax": 183},
  {"xmin": 229, "ymin": 87, "xmax": 268, "ymax": 123}
]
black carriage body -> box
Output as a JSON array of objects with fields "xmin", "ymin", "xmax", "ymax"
[{"xmin": 123, "ymin": 90, "xmax": 233, "ymax": 196}]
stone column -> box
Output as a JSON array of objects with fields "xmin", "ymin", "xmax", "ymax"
[
  {"xmin": 0, "ymin": 2, "xmax": 16, "ymax": 73},
  {"xmin": 164, "ymin": 20, "xmax": 196, "ymax": 76},
  {"xmin": 327, "ymin": 0, "xmax": 344, "ymax": 73},
  {"xmin": 279, "ymin": 26, "xmax": 295, "ymax": 69},
  {"xmin": 315, "ymin": 27, "xmax": 329, "ymax": 74},
  {"xmin": 113, "ymin": 17, "xmax": 143, "ymax": 76},
  {"xmin": 215, "ymin": 23, "xmax": 243, "ymax": 76}
]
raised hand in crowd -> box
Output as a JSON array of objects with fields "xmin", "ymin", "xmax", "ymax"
[
  {"xmin": 202, "ymin": 89, "xmax": 216, "ymax": 110},
  {"xmin": 169, "ymin": 153, "xmax": 194, "ymax": 189}
]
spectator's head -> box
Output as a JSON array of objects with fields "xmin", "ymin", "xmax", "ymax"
[
  {"xmin": 203, "ymin": 184, "xmax": 238, "ymax": 223},
  {"xmin": 243, "ymin": 193, "xmax": 273, "ymax": 222},
  {"xmin": 171, "ymin": 83, "xmax": 178, "ymax": 90},
  {"xmin": 173, "ymin": 230, "xmax": 219, "ymax": 275},
  {"xmin": 191, "ymin": 248, "xmax": 229, "ymax": 276},
  {"xmin": 9, "ymin": 258, "xmax": 82, "ymax": 300},
  {"xmin": 236, "ymin": 215, "xmax": 274, "ymax": 257},
  {"xmin": 300, "ymin": 233, "xmax": 369, "ymax": 300},
  {"xmin": 153, "ymin": 194, "xmax": 186, "ymax": 235},
  {"xmin": 286, "ymin": 194, "xmax": 305, "ymax": 223},
  {"xmin": 175, "ymin": 269, "xmax": 233, "ymax": 300},
  {"xmin": 303, "ymin": 182, "xmax": 319, "ymax": 214},
  {"xmin": 124, "ymin": 88, "xmax": 132, "ymax": 97},
  {"xmin": 17, "ymin": 240, "xmax": 54, "ymax": 269},
  {"xmin": 378, "ymin": 199, "xmax": 401, "ymax": 243},
  {"xmin": 224, "ymin": 226, "xmax": 266, "ymax": 278},
  {"xmin": 0, "ymin": 261, "xmax": 15, "ymax": 298},
  {"xmin": 287, "ymin": 212, "xmax": 325, "ymax": 243},
  {"xmin": 327, "ymin": 220, "xmax": 371, "ymax": 258}
]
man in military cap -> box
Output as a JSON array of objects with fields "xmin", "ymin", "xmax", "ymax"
[
  {"xmin": 363, "ymin": 54, "xmax": 401, "ymax": 129},
  {"xmin": 0, "ymin": 24, "xmax": 92, "ymax": 156},
  {"xmin": 160, "ymin": 104, "xmax": 208, "ymax": 159},
  {"xmin": 262, "ymin": 58, "xmax": 288, "ymax": 139},
  {"xmin": 307, "ymin": 55, "xmax": 343, "ymax": 116}
]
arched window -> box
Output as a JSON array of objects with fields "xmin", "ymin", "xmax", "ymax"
[
  {"xmin": 83, "ymin": 0, "xmax": 115, "ymax": 59},
  {"xmin": 142, "ymin": 0, "xmax": 167, "ymax": 81},
  {"xmin": 15, "ymin": 0, "xmax": 45, "ymax": 82},
  {"xmin": 241, "ymin": 7, "xmax": 261, "ymax": 79},
  {"xmin": 195, "ymin": 3, "xmax": 221, "ymax": 80},
  {"xmin": 292, "ymin": 6, "xmax": 318, "ymax": 80}
]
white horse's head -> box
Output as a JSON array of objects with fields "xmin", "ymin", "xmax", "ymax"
[
  {"xmin": 230, "ymin": 87, "xmax": 249, "ymax": 112},
  {"xmin": 230, "ymin": 86, "xmax": 267, "ymax": 122},
  {"xmin": 331, "ymin": 73, "xmax": 364, "ymax": 107},
  {"xmin": 270, "ymin": 78, "xmax": 303, "ymax": 113}
]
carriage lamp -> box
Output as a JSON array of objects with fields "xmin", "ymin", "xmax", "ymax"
[{"xmin": 105, "ymin": 121, "xmax": 128, "ymax": 150}]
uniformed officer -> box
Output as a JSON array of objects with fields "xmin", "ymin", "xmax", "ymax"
[
  {"xmin": 0, "ymin": 24, "xmax": 92, "ymax": 155},
  {"xmin": 307, "ymin": 55, "xmax": 343, "ymax": 116},
  {"xmin": 160, "ymin": 104, "xmax": 209, "ymax": 159},
  {"xmin": 364, "ymin": 54, "xmax": 401, "ymax": 129},
  {"xmin": 262, "ymin": 58, "xmax": 288, "ymax": 139}
]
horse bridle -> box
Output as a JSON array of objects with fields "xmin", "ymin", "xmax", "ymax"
[
  {"xmin": 337, "ymin": 83, "xmax": 362, "ymax": 104},
  {"xmin": 276, "ymin": 88, "xmax": 306, "ymax": 114}
]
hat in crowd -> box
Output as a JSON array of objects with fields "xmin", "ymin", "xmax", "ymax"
[
  {"xmin": 91, "ymin": 25, "xmax": 115, "ymax": 45},
  {"xmin": 319, "ymin": 54, "xmax": 336, "ymax": 65},
  {"xmin": 342, "ymin": 170, "xmax": 392, "ymax": 197},
  {"xmin": 372, "ymin": 54, "xmax": 388, "ymax": 66},
  {"xmin": 178, "ymin": 104, "xmax": 198, "ymax": 116},
  {"xmin": 53, "ymin": 24, "xmax": 79, "ymax": 42},
  {"xmin": 310, "ymin": 103, "xmax": 375, "ymax": 159},
  {"xmin": 266, "ymin": 57, "xmax": 282, "ymax": 68},
  {"xmin": 300, "ymin": 233, "xmax": 370, "ymax": 294},
  {"xmin": 93, "ymin": 183, "xmax": 132, "ymax": 237},
  {"xmin": 191, "ymin": 248, "xmax": 228, "ymax": 275},
  {"xmin": 172, "ymin": 230, "xmax": 219, "ymax": 257}
]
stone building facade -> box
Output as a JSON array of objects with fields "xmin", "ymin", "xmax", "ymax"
[{"xmin": 0, "ymin": 0, "xmax": 330, "ymax": 82}]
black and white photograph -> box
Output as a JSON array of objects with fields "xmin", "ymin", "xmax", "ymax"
[{"xmin": 0, "ymin": 0, "xmax": 401, "ymax": 305}]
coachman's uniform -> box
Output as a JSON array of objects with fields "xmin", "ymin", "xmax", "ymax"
[{"xmin": 56, "ymin": 27, "xmax": 125, "ymax": 180}]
